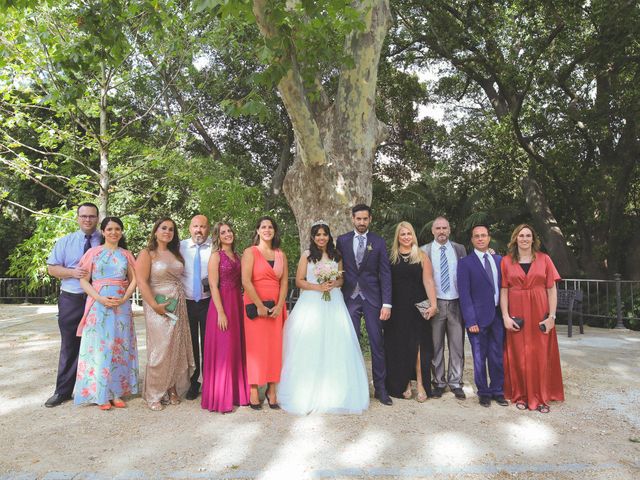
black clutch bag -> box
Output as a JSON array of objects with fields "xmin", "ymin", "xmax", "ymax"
[
  {"xmin": 511, "ymin": 316, "xmax": 524, "ymax": 329},
  {"xmin": 245, "ymin": 300, "xmax": 276, "ymax": 319}
]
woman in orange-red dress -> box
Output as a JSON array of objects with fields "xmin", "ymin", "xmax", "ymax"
[
  {"xmin": 241, "ymin": 216, "xmax": 288, "ymax": 409},
  {"xmin": 500, "ymin": 224, "xmax": 564, "ymax": 413}
]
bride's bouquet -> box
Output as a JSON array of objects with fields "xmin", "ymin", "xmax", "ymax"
[{"xmin": 313, "ymin": 261, "xmax": 342, "ymax": 301}]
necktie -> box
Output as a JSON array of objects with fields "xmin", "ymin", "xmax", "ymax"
[
  {"xmin": 356, "ymin": 235, "xmax": 366, "ymax": 267},
  {"xmin": 484, "ymin": 253, "xmax": 495, "ymax": 293},
  {"xmin": 193, "ymin": 245, "xmax": 202, "ymax": 302},
  {"xmin": 440, "ymin": 245, "xmax": 450, "ymax": 293},
  {"xmin": 83, "ymin": 234, "xmax": 92, "ymax": 253}
]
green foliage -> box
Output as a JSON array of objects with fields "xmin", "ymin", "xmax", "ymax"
[
  {"xmin": 196, "ymin": 0, "xmax": 366, "ymax": 114},
  {"xmin": 7, "ymin": 207, "xmax": 76, "ymax": 289}
]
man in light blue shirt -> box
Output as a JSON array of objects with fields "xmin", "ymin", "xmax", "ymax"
[
  {"xmin": 44, "ymin": 203, "xmax": 101, "ymax": 407},
  {"xmin": 179, "ymin": 215, "xmax": 212, "ymax": 400},
  {"xmin": 420, "ymin": 216, "xmax": 468, "ymax": 400}
]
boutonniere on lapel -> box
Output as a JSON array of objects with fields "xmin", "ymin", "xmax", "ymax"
[{"xmin": 367, "ymin": 244, "xmax": 373, "ymax": 251}]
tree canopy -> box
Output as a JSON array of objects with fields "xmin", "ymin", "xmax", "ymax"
[{"xmin": 1, "ymin": 0, "xmax": 638, "ymax": 283}]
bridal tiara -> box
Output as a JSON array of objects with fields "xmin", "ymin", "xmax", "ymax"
[{"xmin": 312, "ymin": 220, "xmax": 329, "ymax": 227}]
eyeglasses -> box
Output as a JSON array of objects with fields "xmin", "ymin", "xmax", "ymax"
[{"xmin": 78, "ymin": 215, "xmax": 98, "ymax": 220}]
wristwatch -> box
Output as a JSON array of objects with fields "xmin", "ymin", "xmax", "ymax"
[{"xmin": 549, "ymin": 314, "xmax": 556, "ymax": 320}]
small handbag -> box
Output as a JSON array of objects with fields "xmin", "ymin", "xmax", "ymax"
[
  {"xmin": 245, "ymin": 300, "xmax": 276, "ymax": 319},
  {"xmin": 511, "ymin": 316, "xmax": 525, "ymax": 329},
  {"xmin": 414, "ymin": 299, "xmax": 432, "ymax": 319},
  {"xmin": 154, "ymin": 294, "xmax": 178, "ymax": 313}
]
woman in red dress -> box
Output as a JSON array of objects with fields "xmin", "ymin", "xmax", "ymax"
[
  {"xmin": 500, "ymin": 224, "xmax": 564, "ymax": 413},
  {"xmin": 241, "ymin": 216, "xmax": 288, "ymax": 410}
]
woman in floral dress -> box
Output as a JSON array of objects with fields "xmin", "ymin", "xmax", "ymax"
[{"xmin": 74, "ymin": 217, "xmax": 139, "ymax": 410}]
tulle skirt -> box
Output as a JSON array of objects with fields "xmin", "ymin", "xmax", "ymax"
[{"xmin": 278, "ymin": 288, "xmax": 370, "ymax": 415}]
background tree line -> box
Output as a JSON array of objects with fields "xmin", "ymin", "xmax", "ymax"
[{"xmin": 1, "ymin": 0, "xmax": 638, "ymax": 287}]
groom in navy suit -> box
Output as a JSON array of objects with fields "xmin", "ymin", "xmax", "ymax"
[
  {"xmin": 337, "ymin": 204, "xmax": 393, "ymax": 405},
  {"xmin": 457, "ymin": 224, "xmax": 507, "ymax": 407}
]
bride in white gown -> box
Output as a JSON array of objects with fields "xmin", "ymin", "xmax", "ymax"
[{"xmin": 279, "ymin": 221, "xmax": 370, "ymax": 414}]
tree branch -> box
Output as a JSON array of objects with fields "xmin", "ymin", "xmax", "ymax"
[{"xmin": 253, "ymin": 0, "xmax": 326, "ymax": 167}]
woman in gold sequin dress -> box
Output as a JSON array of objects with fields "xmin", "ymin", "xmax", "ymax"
[{"xmin": 136, "ymin": 218, "xmax": 195, "ymax": 411}]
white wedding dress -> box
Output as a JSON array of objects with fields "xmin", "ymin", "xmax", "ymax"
[{"xmin": 279, "ymin": 260, "xmax": 370, "ymax": 414}]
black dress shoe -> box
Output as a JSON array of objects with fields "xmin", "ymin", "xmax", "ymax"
[
  {"xmin": 374, "ymin": 391, "xmax": 393, "ymax": 406},
  {"xmin": 265, "ymin": 392, "xmax": 281, "ymax": 410},
  {"xmin": 431, "ymin": 386, "xmax": 444, "ymax": 399},
  {"xmin": 185, "ymin": 387, "xmax": 199, "ymax": 400},
  {"xmin": 452, "ymin": 387, "xmax": 466, "ymax": 400},
  {"xmin": 45, "ymin": 393, "xmax": 71, "ymax": 408},
  {"xmin": 479, "ymin": 395, "xmax": 491, "ymax": 407},
  {"xmin": 493, "ymin": 395, "xmax": 509, "ymax": 406}
]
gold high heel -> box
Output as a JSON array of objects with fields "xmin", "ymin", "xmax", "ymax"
[{"xmin": 168, "ymin": 388, "xmax": 180, "ymax": 405}]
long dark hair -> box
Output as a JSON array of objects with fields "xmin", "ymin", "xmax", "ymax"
[
  {"xmin": 307, "ymin": 223, "xmax": 341, "ymax": 263},
  {"xmin": 252, "ymin": 216, "xmax": 281, "ymax": 249},
  {"xmin": 99, "ymin": 216, "xmax": 127, "ymax": 249},
  {"xmin": 147, "ymin": 217, "xmax": 184, "ymax": 264}
]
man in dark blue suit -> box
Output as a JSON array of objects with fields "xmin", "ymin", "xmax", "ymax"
[
  {"xmin": 457, "ymin": 224, "xmax": 507, "ymax": 407},
  {"xmin": 337, "ymin": 204, "xmax": 393, "ymax": 405}
]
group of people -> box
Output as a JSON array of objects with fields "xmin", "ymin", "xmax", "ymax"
[{"xmin": 44, "ymin": 202, "xmax": 564, "ymax": 415}]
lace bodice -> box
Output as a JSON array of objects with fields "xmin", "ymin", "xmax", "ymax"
[{"xmin": 218, "ymin": 251, "xmax": 241, "ymax": 288}]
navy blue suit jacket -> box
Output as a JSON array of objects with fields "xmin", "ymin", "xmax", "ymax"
[
  {"xmin": 337, "ymin": 231, "xmax": 392, "ymax": 308},
  {"xmin": 457, "ymin": 252, "xmax": 502, "ymax": 329}
]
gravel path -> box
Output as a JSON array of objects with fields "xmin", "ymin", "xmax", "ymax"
[{"xmin": 0, "ymin": 305, "xmax": 639, "ymax": 479}]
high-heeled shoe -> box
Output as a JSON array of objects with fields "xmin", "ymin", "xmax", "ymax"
[
  {"xmin": 265, "ymin": 392, "xmax": 280, "ymax": 410},
  {"xmin": 168, "ymin": 389, "xmax": 180, "ymax": 405}
]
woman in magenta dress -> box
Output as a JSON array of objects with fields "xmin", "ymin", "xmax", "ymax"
[
  {"xmin": 201, "ymin": 222, "xmax": 250, "ymax": 412},
  {"xmin": 500, "ymin": 224, "xmax": 564, "ymax": 413}
]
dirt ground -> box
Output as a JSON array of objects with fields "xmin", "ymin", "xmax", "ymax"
[{"xmin": 0, "ymin": 304, "xmax": 639, "ymax": 480}]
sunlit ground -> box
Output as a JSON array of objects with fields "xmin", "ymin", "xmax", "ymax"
[{"xmin": 1, "ymin": 305, "xmax": 639, "ymax": 479}]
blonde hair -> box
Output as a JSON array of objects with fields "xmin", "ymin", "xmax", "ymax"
[
  {"xmin": 390, "ymin": 221, "xmax": 422, "ymax": 265},
  {"xmin": 507, "ymin": 223, "xmax": 541, "ymax": 262}
]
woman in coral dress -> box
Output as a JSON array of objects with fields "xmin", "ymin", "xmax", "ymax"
[
  {"xmin": 500, "ymin": 224, "xmax": 564, "ymax": 413},
  {"xmin": 241, "ymin": 216, "xmax": 288, "ymax": 409},
  {"xmin": 74, "ymin": 217, "xmax": 138, "ymax": 410},
  {"xmin": 201, "ymin": 222, "xmax": 250, "ymax": 412}
]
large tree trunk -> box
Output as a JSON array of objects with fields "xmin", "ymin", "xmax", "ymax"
[
  {"xmin": 521, "ymin": 174, "xmax": 578, "ymax": 277},
  {"xmin": 98, "ymin": 63, "xmax": 109, "ymax": 219},
  {"xmin": 480, "ymin": 81, "xmax": 579, "ymax": 276},
  {"xmin": 283, "ymin": 104, "xmax": 388, "ymax": 244},
  {"xmin": 254, "ymin": 0, "xmax": 392, "ymax": 249}
]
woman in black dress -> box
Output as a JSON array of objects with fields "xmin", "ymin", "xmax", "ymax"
[{"xmin": 384, "ymin": 221, "xmax": 438, "ymax": 402}]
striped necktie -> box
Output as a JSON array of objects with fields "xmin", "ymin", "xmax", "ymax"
[
  {"xmin": 440, "ymin": 245, "xmax": 450, "ymax": 293},
  {"xmin": 356, "ymin": 235, "xmax": 366, "ymax": 267},
  {"xmin": 193, "ymin": 245, "xmax": 202, "ymax": 302}
]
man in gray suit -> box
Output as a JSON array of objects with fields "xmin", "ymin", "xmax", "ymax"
[{"xmin": 420, "ymin": 216, "xmax": 467, "ymax": 400}]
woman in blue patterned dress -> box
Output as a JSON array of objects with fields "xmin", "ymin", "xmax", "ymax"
[{"xmin": 74, "ymin": 217, "xmax": 139, "ymax": 410}]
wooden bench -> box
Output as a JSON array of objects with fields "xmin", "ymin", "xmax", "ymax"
[{"xmin": 557, "ymin": 289, "xmax": 584, "ymax": 337}]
